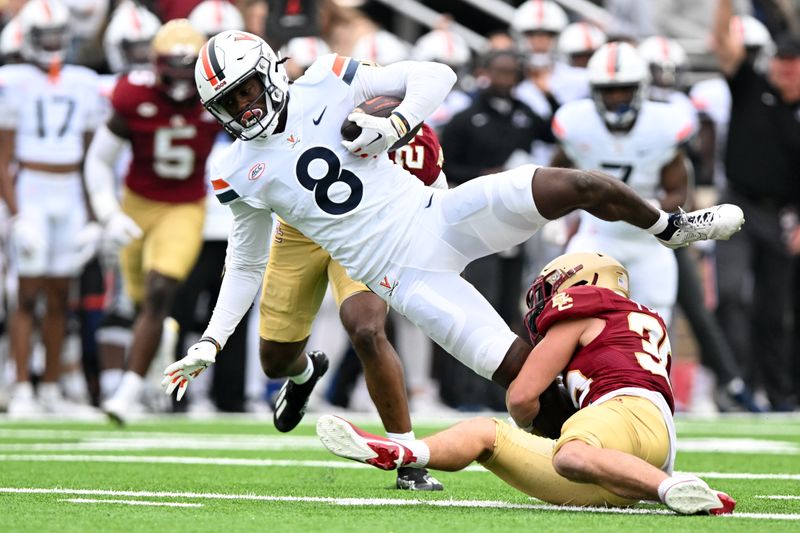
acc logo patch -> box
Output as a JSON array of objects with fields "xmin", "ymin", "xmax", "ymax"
[
  {"xmin": 248, "ymin": 162, "xmax": 266, "ymax": 181},
  {"xmin": 136, "ymin": 102, "xmax": 158, "ymax": 117}
]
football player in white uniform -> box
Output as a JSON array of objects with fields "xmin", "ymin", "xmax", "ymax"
[
  {"xmin": 160, "ymin": 31, "xmax": 743, "ymax": 419},
  {"xmin": 0, "ymin": 0, "xmax": 103, "ymax": 416},
  {"xmin": 557, "ymin": 42, "xmax": 696, "ymax": 323}
]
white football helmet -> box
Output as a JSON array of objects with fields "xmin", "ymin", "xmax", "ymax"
[
  {"xmin": 188, "ymin": 0, "xmax": 245, "ymax": 38},
  {"xmin": 351, "ymin": 30, "xmax": 409, "ymax": 65},
  {"xmin": 0, "ymin": 17, "xmax": 23, "ymax": 64},
  {"xmin": 280, "ymin": 36, "xmax": 330, "ymax": 80},
  {"xmin": 195, "ymin": 30, "xmax": 289, "ymax": 140},
  {"xmin": 557, "ymin": 22, "xmax": 606, "ymax": 65},
  {"xmin": 103, "ymin": 1, "xmax": 162, "ymax": 73},
  {"xmin": 637, "ymin": 36, "xmax": 687, "ymax": 89},
  {"xmin": 587, "ymin": 41, "xmax": 649, "ymax": 129},
  {"xmin": 18, "ymin": 0, "xmax": 71, "ymax": 66},
  {"xmin": 730, "ymin": 15, "xmax": 773, "ymax": 50},
  {"xmin": 511, "ymin": 0, "xmax": 569, "ymax": 34},
  {"xmin": 412, "ymin": 29, "xmax": 471, "ymax": 69},
  {"xmin": 61, "ymin": 0, "xmax": 108, "ymax": 40}
]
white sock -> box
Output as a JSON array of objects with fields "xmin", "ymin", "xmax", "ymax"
[
  {"xmin": 100, "ymin": 369, "xmax": 124, "ymax": 399},
  {"xmin": 387, "ymin": 435, "xmax": 430, "ymax": 468},
  {"xmin": 646, "ymin": 210, "xmax": 670, "ymax": 235},
  {"xmin": 114, "ymin": 371, "xmax": 144, "ymax": 402},
  {"xmin": 289, "ymin": 354, "xmax": 314, "ymax": 384}
]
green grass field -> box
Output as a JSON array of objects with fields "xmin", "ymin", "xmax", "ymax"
[{"xmin": 1, "ymin": 413, "xmax": 798, "ymax": 532}]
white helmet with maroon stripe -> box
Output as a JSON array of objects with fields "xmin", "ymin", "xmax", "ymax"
[
  {"xmin": 195, "ymin": 30, "xmax": 289, "ymax": 140},
  {"xmin": 103, "ymin": 1, "xmax": 162, "ymax": 73},
  {"xmin": 18, "ymin": 0, "xmax": 71, "ymax": 66},
  {"xmin": 637, "ymin": 36, "xmax": 687, "ymax": 89},
  {"xmin": 511, "ymin": 0, "xmax": 568, "ymax": 35},
  {"xmin": 412, "ymin": 29, "xmax": 471, "ymax": 69},
  {"xmin": 188, "ymin": 0, "xmax": 245, "ymax": 39},
  {"xmin": 557, "ymin": 22, "xmax": 606, "ymax": 65},
  {"xmin": 730, "ymin": 15, "xmax": 772, "ymax": 50},
  {"xmin": 587, "ymin": 41, "xmax": 649, "ymax": 129}
]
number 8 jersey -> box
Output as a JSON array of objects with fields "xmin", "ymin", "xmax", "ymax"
[
  {"xmin": 0, "ymin": 63, "xmax": 102, "ymax": 165},
  {"xmin": 111, "ymin": 70, "xmax": 221, "ymax": 203},
  {"xmin": 211, "ymin": 54, "xmax": 433, "ymax": 283}
]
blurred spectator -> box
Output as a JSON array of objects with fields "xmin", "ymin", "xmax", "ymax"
[
  {"xmin": 83, "ymin": 20, "xmax": 219, "ymax": 423},
  {"xmin": 281, "ymin": 36, "xmax": 331, "ymax": 80},
  {"xmin": 557, "ymin": 22, "xmax": 606, "ymax": 68},
  {"xmin": 511, "ymin": 0, "xmax": 588, "ymax": 165},
  {"xmin": 0, "ymin": 0, "xmax": 103, "ymax": 416},
  {"xmin": 412, "ymin": 24, "xmax": 473, "ymax": 132},
  {"xmin": 439, "ymin": 49, "xmax": 552, "ymax": 409},
  {"xmin": 711, "ymin": 0, "xmax": 800, "ymax": 410}
]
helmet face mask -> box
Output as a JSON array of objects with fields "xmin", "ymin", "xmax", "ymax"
[
  {"xmin": 587, "ymin": 42, "xmax": 649, "ymax": 130},
  {"xmin": 523, "ymin": 252, "xmax": 629, "ymax": 343},
  {"xmin": 196, "ymin": 31, "xmax": 289, "ymax": 141}
]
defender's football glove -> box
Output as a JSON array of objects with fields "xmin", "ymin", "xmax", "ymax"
[
  {"xmin": 104, "ymin": 211, "xmax": 143, "ymax": 251},
  {"xmin": 161, "ymin": 338, "xmax": 219, "ymax": 401},
  {"xmin": 341, "ymin": 112, "xmax": 409, "ymax": 158}
]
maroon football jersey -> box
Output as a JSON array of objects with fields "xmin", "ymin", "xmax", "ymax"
[
  {"xmin": 388, "ymin": 123, "xmax": 444, "ymax": 186},
  {"xmin": 536, "ymin": 285, "xmax": 674, "ymax": 412},
  {"xmin": 111, "ymin": 71, "xmax": 221, "ymax": 203}
]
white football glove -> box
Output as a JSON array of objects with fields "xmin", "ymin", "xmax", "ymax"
[
  {"xmin": 341, "ymin": 112, "xmax": 409, "ymax": 158},
  {"xmin": 72, "ymin": 221, "xmax": 103, "ymax": 268},
  {"xmin": 161, "ymin": 339, "xmax": 219, "ymax": 401},
  {"xmin": 103, "ymin": 211, "xmax": 143, "ymax": 251},
  {"xmin": 10, "ymin": 216, "xmax": 42, "ymax": 258}
]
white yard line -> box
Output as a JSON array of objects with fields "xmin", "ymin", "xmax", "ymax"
[
  {"xmin": 1, "ymin": 453, "xmax": 799, "ymax": 481},
  {"xmin": 0, "ymin": 487, "xmax": 796, "ymax": 520},
  {"xmin": 61, "ymin": 498, "xmax": 202, "ymax": 508},
  {"xmin": 756, "ymin": 496, "xmax": 800, "ymax": 500}
]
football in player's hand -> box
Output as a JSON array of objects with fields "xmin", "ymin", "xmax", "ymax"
[
  {"xmin": 530, "ymin": 379, "xmax": 578, "ymax": 439},
  {"xmin": 340, "ymin": 95, "xmax": 422, "ymax": 150}
]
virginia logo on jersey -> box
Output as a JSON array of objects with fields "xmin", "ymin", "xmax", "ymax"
[{"xmin": 248, "ymin": 162, "xmax": 266, "ymax": 181}]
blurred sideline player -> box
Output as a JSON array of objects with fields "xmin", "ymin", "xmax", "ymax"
[
  {"xmin": 317, "ymin": 252, "xmax": 736, "ymax": 516},
  {"xmin": 169, "ymin": 0, "xmax": 251, "ymax": 413},
  {"xmin": 161, "ymin": 31, "xmax": 743, "ymax": 446},
  {"xmin": 0, "ymin": 0, "xmax": 102, "ymax": 416},
  {"xmin": 84, "ymin": 20, "xmax": 219, "ymax": 423},
  {"xmin": 555, "ymin": 42, "xmax": 695, "ymax": 324},
  {"xmin": 92, "ymin": 1, "xmax": 162, "ymax": 401},
  {"xmin": 556, "ymin": 22, "xmax": 606, "ymax": 69}
]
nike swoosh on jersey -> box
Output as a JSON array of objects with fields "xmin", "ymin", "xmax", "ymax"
[
  {"xmin": 425, "ymin": 194, "xmax": 433, "ymax": 208},
  {"xmin": 312, "ymin": 106, "xmax": 327, "ymax": 125},
  {"xmin": 367, "ymin": 132, "xmax": 383, "ymax": 146}
]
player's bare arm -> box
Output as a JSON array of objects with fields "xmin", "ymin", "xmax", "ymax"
[
  {"xmin": 0, "ymin": 129, "xmax": 16, "ymax": 215},
  {"xmin": 657, "ymin": 151, "xmax": 690, "ymax": 212},
  {"xmin": 713, "ymin": 0, "xmax": 745, "ymax": 76},
  {"xmin": 506, "ymin": 317, "xmax": 602, "ymax": 428}
]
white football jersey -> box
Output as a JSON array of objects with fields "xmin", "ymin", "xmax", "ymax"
[
  {"xmin": 553, "ymin": 98, "xmax": 695, "ymax": 240},
  {"xmin": 212, "ymin": 54, "xmax": 431, "ymax": 283}
]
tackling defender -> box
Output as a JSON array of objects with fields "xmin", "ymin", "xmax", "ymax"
[
  {"xmin": 317, "ymin": 252, "xmax": 736, "ymax": 516},
  {"xmin": 161, "ymin": 31, "xmax": 743, "ymax": 434}
]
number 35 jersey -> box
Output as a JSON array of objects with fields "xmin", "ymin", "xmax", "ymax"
[
  {"xmin": 535, "ymin": 285, "xmax": 674, "ymax": 413},
  {"xmin": 112, "ymin": 70, "xmax": 221, "ymax": 203},
  {"xmin": 0, "ymin": 63, "xmax": 102, "ymax": 165},
  {"xmin": 553, "ymin": 99, "xmax": 695, "ymax": 240},
  {"xmin": 211, "ymin": 54, "xmax": 432, "ymax": 283}
]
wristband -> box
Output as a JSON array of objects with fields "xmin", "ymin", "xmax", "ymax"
[{"xmin": 199, "ymin": 336, "xmax": 222, "ymax": 353}]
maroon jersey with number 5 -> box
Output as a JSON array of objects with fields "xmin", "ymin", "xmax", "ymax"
[
  {"xmin": 111, "ymin": 70, "xmax": 220, "ymax": 203},
  {"xmin": 535, "ymin": 285, "xmax": 674, "ymax": 412},
  {"xmin": 388, "ymin": 122, "xmax": 444, "ymax": 186}
]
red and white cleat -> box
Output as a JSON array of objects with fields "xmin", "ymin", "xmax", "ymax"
[{"xmin": 316, "ymin": 414, "xmax": 416, "ymax": 470}]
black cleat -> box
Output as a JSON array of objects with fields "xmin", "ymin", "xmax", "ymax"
[
  {"xmin": 273, "ymin": 351, "xmax": 329, "ymax": 433},
  {"xmin": 396, "ymin": 466, "xmax": 444, "ymax": 491}
]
